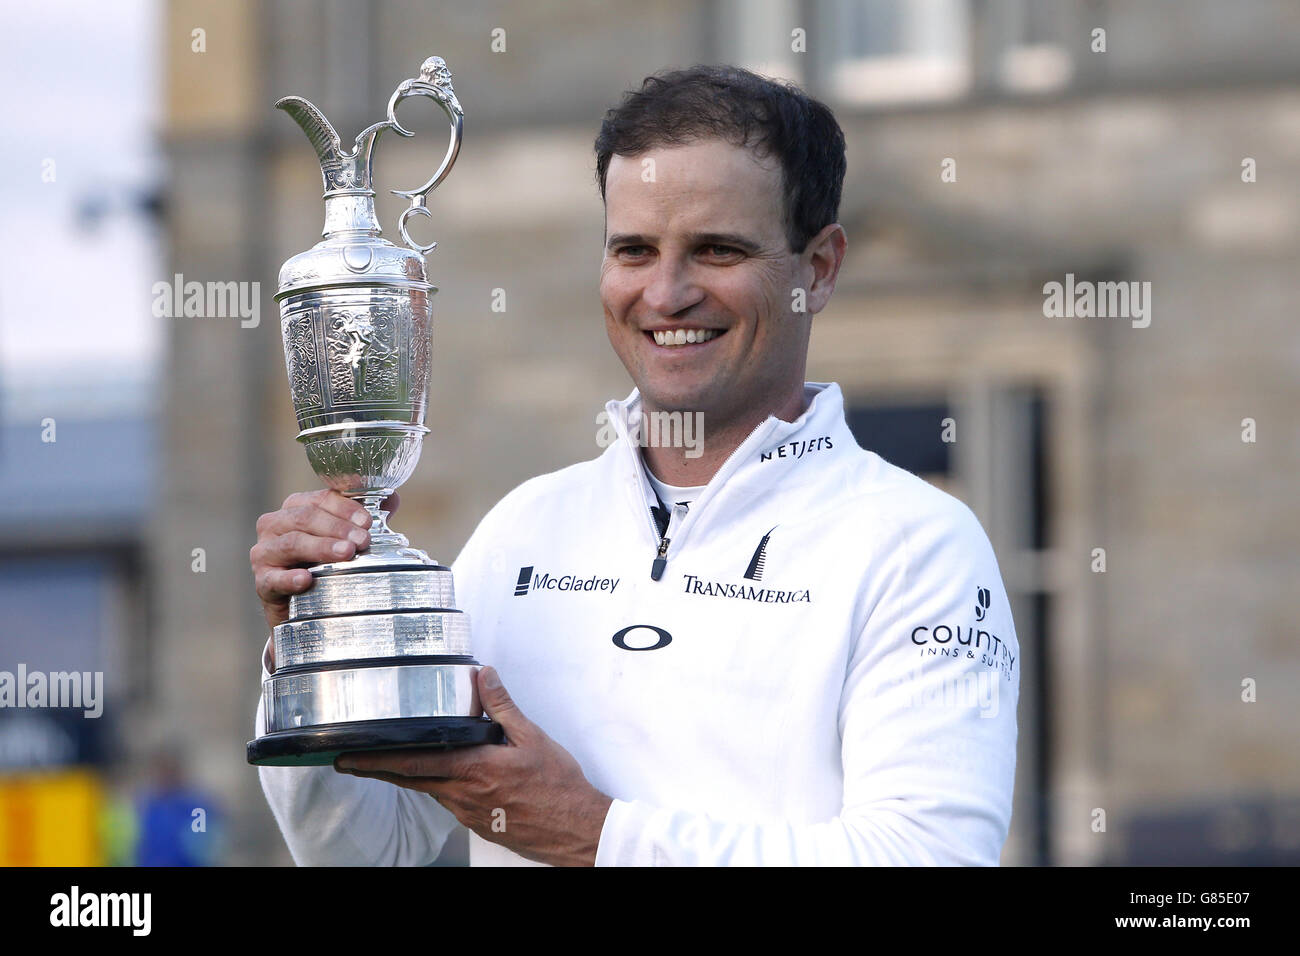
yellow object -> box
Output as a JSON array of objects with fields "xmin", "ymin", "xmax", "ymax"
[{"xmin": 0, "ymin": 769, "xmax": 104, "ymax": 866}]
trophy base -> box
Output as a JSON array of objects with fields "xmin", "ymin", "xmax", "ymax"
[{"xmin": 247, "ymin": 716, "xmax": 505, "ymax": 766}]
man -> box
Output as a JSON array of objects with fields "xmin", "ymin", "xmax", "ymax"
[{"xmin": 251, "ymin": 65, "xmax": 1020, "ymax": 866}]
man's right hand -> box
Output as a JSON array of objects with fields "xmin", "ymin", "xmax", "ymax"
[{"xmin": 251, "ymin": 490, "xmax": 399, "ymax": 638}]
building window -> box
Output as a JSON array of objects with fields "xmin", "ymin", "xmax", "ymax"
[
  {"xmin": 845, "ymin": 400, "xmax": 952, "ymax": 478},
  {"xmin": 996, "ymin": 0, "xmax": 1072, "ymax": 94},
  {"xmin": 820, "ymin": 0, "xmax": 972, "ymax": 106},
  {"xmin": 806, "ymin": 0, "xmax": 1072, "ymax": 106}
]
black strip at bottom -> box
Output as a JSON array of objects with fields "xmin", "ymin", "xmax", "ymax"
[{"xmin": 246, "ymin": 716, "xmax": 504, "ymax": 766}]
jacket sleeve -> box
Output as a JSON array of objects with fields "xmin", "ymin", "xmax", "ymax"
[
  {"xmin": 594, "ymin": 498, "xmax": 1020, "ymax": 866},
  {"xmin": 254, "ymin": 645, "xmax": 462, "ymax": 866}
]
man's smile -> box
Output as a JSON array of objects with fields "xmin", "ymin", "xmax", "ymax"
[{"xmin": 644, "ymin": 327, "xmax": 727, "ymax": 348}]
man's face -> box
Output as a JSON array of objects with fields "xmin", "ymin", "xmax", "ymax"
[{"xmin": 599, "ymin": 138, "xmax": 812, "ymax": 425}]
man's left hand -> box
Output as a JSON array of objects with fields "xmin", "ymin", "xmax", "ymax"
[{"xmin": 334, "ymin": 666, "xmax": 613, "ymax": 867}]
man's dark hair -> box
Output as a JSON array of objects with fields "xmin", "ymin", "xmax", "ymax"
[{"xmin": 594, "ymin": 64, "xmax": 846, "ymax": 254}]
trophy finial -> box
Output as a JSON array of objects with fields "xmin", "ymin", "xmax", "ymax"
[{"xmin": 420, "ymin": 56, "xmax": 450, "ymax": 83}]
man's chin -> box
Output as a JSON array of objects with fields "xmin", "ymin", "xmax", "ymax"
[{"xmin": 634, "ymin": 383, "xmax": 716, "ymax": 416}]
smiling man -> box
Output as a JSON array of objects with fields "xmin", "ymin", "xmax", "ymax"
[
  {"xmin": 601, "ymin": 136, "xmax": 828, "ymax": 479},
  {"xmin": 252, "ymin": 65, "xmax": 1021, "ymax": 866}
]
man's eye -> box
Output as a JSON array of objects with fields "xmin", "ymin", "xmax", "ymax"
[
  {"xmin": 617, "ymin": 245, "xmax": 649, "ymax": 257},
  {"xmin": 705, "ymin": 244, "xmax": 742, "ymax": 258}
]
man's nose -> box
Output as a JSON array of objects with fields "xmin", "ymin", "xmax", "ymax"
[{"xmin": 641, "ymin": 257, "xmax": 705, "ymax": 317}]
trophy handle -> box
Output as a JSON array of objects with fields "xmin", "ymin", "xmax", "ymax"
[{"xmin": 383, "ymin": 56, "xmax": 464, "ymax": 255}]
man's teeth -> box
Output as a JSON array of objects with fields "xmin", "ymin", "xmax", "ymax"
[{"xmin": 652, "ymin": 328, "xmax": 721, "ymax": 347}]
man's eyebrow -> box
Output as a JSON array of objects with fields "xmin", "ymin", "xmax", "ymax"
[
  {"xmin": 604, "ymin": 232, "xmax": 763, "ymax": 253},
  {"xmin": 687, "ymin": 232, "xmax": 762, "ymax": 253},
  {"xmin": 605, "ymin": 233, "xmax": 650, "ymax": 251}
]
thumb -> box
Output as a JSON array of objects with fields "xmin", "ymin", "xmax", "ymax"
[{"xmin": 477, "ymin": 666, "xmax": 533, "ymax": 743}]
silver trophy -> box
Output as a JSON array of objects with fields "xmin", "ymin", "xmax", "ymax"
[{"xmin": 247, "ymin": 57, "xmax": 501, "ymax": 766}]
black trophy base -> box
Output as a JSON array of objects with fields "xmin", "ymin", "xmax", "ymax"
[{"xmin": 246, "ymin": 716, "xmax": 505, "ymax": 766}]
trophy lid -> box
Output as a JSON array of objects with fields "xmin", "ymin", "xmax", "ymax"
[{"xmin": 276, "ymin": 229, "xmax": 431, "ymax": 301}]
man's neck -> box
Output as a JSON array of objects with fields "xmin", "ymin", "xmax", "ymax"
[{"xmin": 640, "ymin": 383, "xmax": 809, "ymax": 486}]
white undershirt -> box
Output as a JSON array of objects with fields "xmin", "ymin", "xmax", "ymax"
[{"xmin": 644, "ymin": 466, "xmax": 706, "ymax": 510}]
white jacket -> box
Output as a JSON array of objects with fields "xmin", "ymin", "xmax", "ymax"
[{"xmin": 256, "ymin": 381, "xmax": 1020, "ymax": 865}]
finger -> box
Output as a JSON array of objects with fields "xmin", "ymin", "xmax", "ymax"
[
  {"xmin": 258, "ymin": 503, "xmax": 371, "ymax": 548},
  {"xmin": 275, "ymin": 490, "xmax": 372, "ymax": 529},
  {"xmin": 477, "ymin": 667, "xmax": 535, "ymax": 745},
  {"xmin": 379, "ymin": 492, "xmax": 400, "ymax": 516},
  {"xmin": 254, "ymin": 530, "xmax": 359, "ymax": 569},
  {"xmin": 338, "ymin": 768, "xmax": 435, "ymax": 791},
  {"xmin": 337, "ymin": 771, "xmax": 465, "ymax": 813},
  {"xmin": 280, "ymin": 489, "xmax": 372, "ymax": 528},
  {"xmin": 255, "ymin": 567, "xmax": 314, "ymax": 603},
  {"xmin": 280, "ymin": 488, "xmax": 352, "ymax": 513},
  {"xmin": 330, "ymin": 493, "xmax": 376, "ymax": 528},
  {"xmin": 337, "ymin": 748, "xmax": 471, "ymax": 779}
]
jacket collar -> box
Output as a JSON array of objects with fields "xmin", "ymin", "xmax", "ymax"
[{"xmin": 603, "ymin": 382, "xmax": 858, "ymax": 550}]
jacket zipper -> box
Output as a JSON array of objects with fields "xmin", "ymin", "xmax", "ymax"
[
  {"xmin": 642, "ymin": 417, "xmax": 772, "ymax": 580},
  {"xmin": 650, "ymin": 501, "xmax": 689, "ymax": 580}
]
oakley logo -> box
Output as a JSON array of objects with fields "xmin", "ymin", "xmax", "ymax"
[{"xmin": 611, "ymin": 624, "xmax": 673, "ymax": 652}]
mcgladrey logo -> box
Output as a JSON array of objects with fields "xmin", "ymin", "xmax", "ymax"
[
  {"xmin": 514, "ymin": 566, "xmax": 620, "ymax": 597},
  {"xmin": 50, "ymin": 886, "xmax": 151, "ymax": 936}
]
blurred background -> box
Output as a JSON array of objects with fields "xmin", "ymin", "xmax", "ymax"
[{"xmin": 1, "ymin": 0, "xmax": 1298, "ymax": 866}]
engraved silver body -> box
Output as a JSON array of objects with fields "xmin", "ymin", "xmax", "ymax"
[
  {"xmin": 287, "ymin": 567, "xmax": 458, "ymax": 621},
  {"xmin": 249, "ymin": 57, "xmax": 488, "ymax": 752},
  {"xmin": 275, "ymin": 609, "xmax": 473, "ymax": 667}
]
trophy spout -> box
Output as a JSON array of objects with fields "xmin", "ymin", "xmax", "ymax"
[
  {"xmin": 276, "ymin": 94, "xmax": 390, "ymax": 241},
  {"xmin": 275, "ymin": 96, "xmax": 343, "ymax": 178}
]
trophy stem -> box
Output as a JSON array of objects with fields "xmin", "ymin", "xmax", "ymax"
[{"xmin": 358, "ymin": 493, "xmax": 408, "ymax": 548}]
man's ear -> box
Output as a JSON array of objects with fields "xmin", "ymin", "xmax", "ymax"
[{"xmin": 801, "ymin": 223, "xmax": 847, "ymax": 316}]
